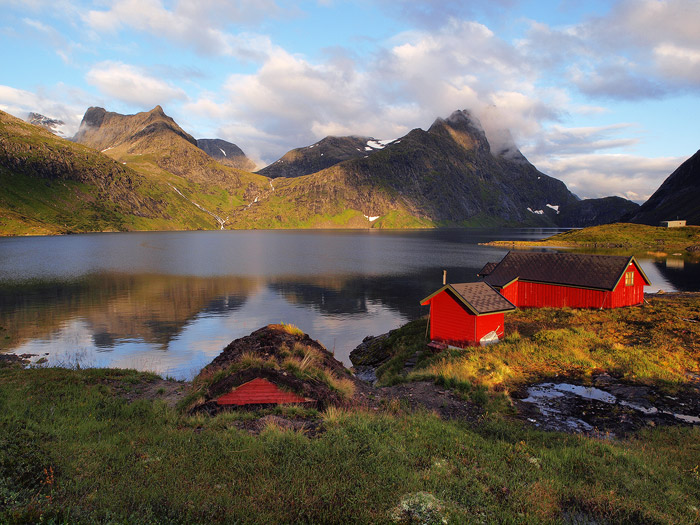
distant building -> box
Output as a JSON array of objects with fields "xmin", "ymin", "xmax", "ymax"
[
  {"xmin": 420, "ymin": 282, "xmax": 516, "ymax": 346},
  {"xmin": 660, "ymin": 220, "xmax": 686, "ymax": 228},
  {"xmin": 479, "ymin": 252, "xmax": 650, "ymax": 309}
]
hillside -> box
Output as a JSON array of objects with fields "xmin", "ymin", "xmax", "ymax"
[
  {"xmin": 73, "ymin": 106, "xmax": 270, "ymax": 228},
  {"xmin": 0, "ymin": 108, "xmax": 274, "ymax": 235},
  {"xmin": 258, "ymin": 136, "xmax": 391, "ymax": 178},
  {"xmin": 630, "ymin": 149, "xmax": 700, "ymax": 226},
  {"xmin": 557, "ymin": 196, "xmax": 640, "ymax": 228},
  {"xmin": 0, "ymin": 109, "xmax": 207, "ymax": 235}
]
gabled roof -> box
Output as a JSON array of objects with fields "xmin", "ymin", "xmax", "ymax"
[
  {"xmin": 477, "ymin": 262, "xmax": 498, "ymax": 277},
  {"xmin": 216, "ymin": 378, "xmax": 312, "ymax": 406},
  {"xmin": 482, "ymin": 251, "xmax": 651, "ymax": 291},
  {"xmin": 421, "ymin": 281, "xmax": 516, "ymax": 315}
]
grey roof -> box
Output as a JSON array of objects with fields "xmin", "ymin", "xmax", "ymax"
[
  {"xmin": 477, "ymin": 262, "xmax": 498, "ymax": 277},
  {"xmin": 421, "ymin": 282, "xmax": 516, "ymax": 315},
  {"xmin": 482, "ymin": 251, "xmax": 650, "ymax": 291}
]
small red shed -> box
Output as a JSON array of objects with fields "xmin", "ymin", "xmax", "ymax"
[
  {"xmin": 420, "ymin": 282, "xmax": 517, "ymax": 346},
  {"xmin": 480, "ymin": 252, "xmax": 651, "ymax": 309},
  {"xmin": 216, "ymin": 378, "xmax": 313, "ymax": 406}
]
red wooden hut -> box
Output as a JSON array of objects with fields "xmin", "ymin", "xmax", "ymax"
[
  {"xmin": 479, "ymin": 252, "xmax": 650, "ymax": 309},
  {"xmin": 420, "ymin": 282, "xmax": 516, "ymax": 346}
]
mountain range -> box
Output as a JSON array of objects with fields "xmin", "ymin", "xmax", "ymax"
[{"xmin": 0, "ymin": 104, "xmax": 689, "ymax": 236}]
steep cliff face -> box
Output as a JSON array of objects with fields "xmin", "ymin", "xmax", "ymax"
[{"xmin": 629, "ymin": 150, "xmax": 700, "ymax": 226}]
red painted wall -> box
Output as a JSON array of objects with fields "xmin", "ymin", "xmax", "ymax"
[
  {"xmin": 426, "ymin": 290, "xmax": 504, "ymax": 345},
  {"xmin": 498, "ymin": 263, "xmax": 645, "ymax": 309},
  {"xmin": 475, "ymin": 313, "xmax": 505, "ymax": 341},
  {"xmin": 500, "ymin": 281, "xmax": 518, "ymax": 304}
]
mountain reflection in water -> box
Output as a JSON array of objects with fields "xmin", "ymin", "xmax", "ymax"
[{"xmin": 0, "ymin": 230, "xmax": 696, "ymax": 379}]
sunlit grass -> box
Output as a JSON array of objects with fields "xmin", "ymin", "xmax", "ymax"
[{"xmin": 379, "ymin": 296, "xmax": 700, "ymax": 397}]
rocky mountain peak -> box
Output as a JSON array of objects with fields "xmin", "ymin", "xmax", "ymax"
[
  {"xmin": 428, "ymin": 109, "xmax": 490, "ymax": 153},
  {"xmin": 26, "ymin": 112, "xmax": 67, "ymax": 137}
]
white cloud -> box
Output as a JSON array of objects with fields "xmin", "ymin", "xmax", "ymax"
[
  {"xmin": 86, "ymin": 62, "xmax": 187, "ymax": 107},
  {"xmin": 527, "ymin": 0, "xmax": 700, "ymax": 99},
  {"xmin": 532, "ymin": 153, "xmax": 685, "ymax": 202},
  {"xmin": 183, "ymin": 18, "xmax": 572, "ymax": 165},
  {"xmin": 0, "ymin": 84, "xmax": 84, "ymax": 136},
  {"xmin": 84, "ymin": 0, "xmax": 283, "ymax": 59},
  {"xmin": 653, "ymin": 43, "xmax": 700, "ymax": 85}
]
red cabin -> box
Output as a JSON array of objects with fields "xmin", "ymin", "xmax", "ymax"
[
  {"xmin": 420, "ymin": 282, "xmax": 517, "ymax": 346},
  {"xmin": 479, "ymin": 252, "xmax": 651, "ymax": 309}
]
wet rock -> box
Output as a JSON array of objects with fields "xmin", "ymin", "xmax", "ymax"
[{"xmin": 517, "ymin": 377, "xmax": 700, "ymax": 437}]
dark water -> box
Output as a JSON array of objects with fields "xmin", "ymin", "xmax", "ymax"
[{"xmin": 0, "ymin": 229, "xmax": 696, "ymax": 379}]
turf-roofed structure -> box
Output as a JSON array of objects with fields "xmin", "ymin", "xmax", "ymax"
[
  {"xmin": 479, "ymin": 252, "xmax": 650, "ymax": 309},
  {"xmin": 420, "ymin": 282, "xmax": 516, "ymax": 346}
]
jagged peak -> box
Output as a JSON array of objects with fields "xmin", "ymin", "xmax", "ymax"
[
  {"xmin": 149, "ymin": 105, "xmax": 166, "ymax": 116},
  {"xmin": 428, "ymin": 109, "xmax": 489, "ymax": 152}
]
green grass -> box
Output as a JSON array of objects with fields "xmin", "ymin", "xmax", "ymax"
[{"xmin": 0, "ymin": 365, "xmax": 698, "ymax": 523}]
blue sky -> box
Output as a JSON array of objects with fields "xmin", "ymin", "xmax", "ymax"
[{"xmin": 1, "ymin": 0, "xmax": 699, "ymax": 201}]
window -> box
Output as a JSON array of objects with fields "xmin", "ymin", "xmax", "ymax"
[{"xmin": 625, "ymin": 272, "xmax": 634, "ymax": 286}]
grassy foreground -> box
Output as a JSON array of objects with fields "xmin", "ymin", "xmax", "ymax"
[
  {"xmin": 1, "ymin": 296, "xmax": 700, "ymax": 524},
  {"xmin": 485, "ymin": 223, "xmax": 700, "ymax": 251},
  {"xmin": 0, "ymin": 366, "xmax": 699, "ymax": 524}
]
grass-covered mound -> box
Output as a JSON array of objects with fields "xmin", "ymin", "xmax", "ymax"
[
  {"xmin": 487, "ymin": 223, "xmax": 700, "ymax": 251},
  {"xmin": 184, "ymin": 324, "xmax": 357, "ymax": 414}
]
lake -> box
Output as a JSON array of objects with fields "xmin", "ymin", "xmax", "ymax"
[{"xmin": 1, "ymin": 229, "xmax": 697, "ymax": 379}]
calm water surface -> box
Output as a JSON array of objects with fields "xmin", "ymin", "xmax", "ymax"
[{"xmin": 1, "ymin": 229, "xmax": 696, "ymax": 379}]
